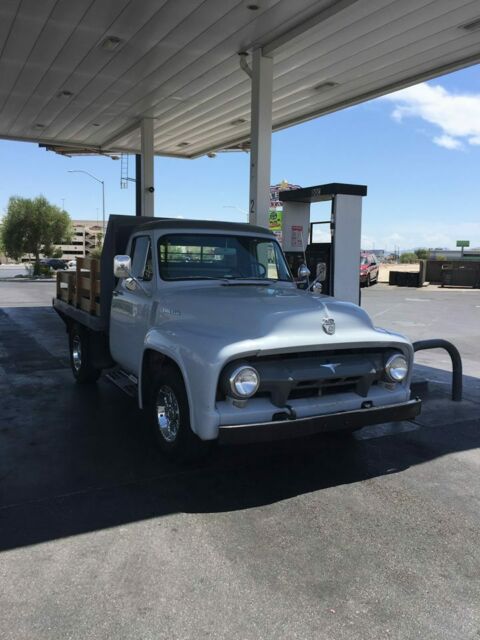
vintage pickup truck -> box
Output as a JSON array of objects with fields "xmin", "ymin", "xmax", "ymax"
[{"xmin": 53, "ymin": 215, "xmax": 421, "ymax": 460}]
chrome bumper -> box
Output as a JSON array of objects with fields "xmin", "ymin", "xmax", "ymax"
[{"xmin": 218, "ymin": 398, "xmax": 421, "ymax": 444}]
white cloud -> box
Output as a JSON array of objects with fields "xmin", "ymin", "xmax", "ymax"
[
  {"xmin": 432, "ymin": 134, "xmax": 463, "ymax": 150},
  {"xmin": 383, "ymin": 233, "xmax": 404, "ymax": 244},
  {"xmin": 366, "ymin": 221, "xmax": 480, "ymax": 251},
  {"xmin": 361, "ymin": 233, "xmax": 375, "ymax": 248},
  {"xmin": 382, "ymin": 82, "xmax": 480, "ymax": 150}
]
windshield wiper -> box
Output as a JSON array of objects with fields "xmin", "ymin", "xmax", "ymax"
[
  {"xmin": 167, "ymin": 276, "xmax": 226, "ymax": 281},
  {"xmin": 221, "ymin": 277, "xmax": 278, "ymax": 286},
  {"xmin": 223, "ymin": 276, "xmax": 277, "ymax": 280},
  {"xmin": 167, "ymin": 275, "xmax": 285, "ymax": 285}
]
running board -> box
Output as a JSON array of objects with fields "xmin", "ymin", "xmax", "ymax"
[{"xmin": 106, "ymin": 369, "xmax": 138, "ymax": 398}]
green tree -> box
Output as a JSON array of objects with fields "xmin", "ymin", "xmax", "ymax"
[
  {"xmin": 52, "ymin": 246, "xmax": 64, "ymax": 258},
  {"xmin": 88, "ymin": 245, "xmax": 103, "ymax": 260},
  {"xmin": 414, "ymin": 247, "xmax": 429, "ymax": 259},
  {"xmin": 1, "ymin": 196, "xmax": 71, "ymax": 273},
  {"xmin": 400, "ymin": 252, "xmax": 418, "ymax": 264}
]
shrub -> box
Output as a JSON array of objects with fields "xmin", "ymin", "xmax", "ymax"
[{"xmin": 400, "ymin": 252, "xmax": 418, "ymax": 264}]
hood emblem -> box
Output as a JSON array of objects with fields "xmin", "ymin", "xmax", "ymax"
[{"xmin": 322, "ymin": 317, "xmax": 335, "ymax": 335}]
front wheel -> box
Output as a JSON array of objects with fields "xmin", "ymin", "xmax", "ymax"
[
  {"xmin": 69, "ymin": 325, "xmax": 101, "ymax": 383},
  {"xmin": 148, "ymin": 365, "xmax": 210, "ymax": 462}
]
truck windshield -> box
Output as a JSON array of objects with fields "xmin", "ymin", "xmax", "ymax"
[{"xmin": 158, "ymin": 234, "xmax": 292, "ymax": 282}]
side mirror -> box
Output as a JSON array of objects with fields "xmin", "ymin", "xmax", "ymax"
[
  {"xmin": 114, "ymin": 255, "xmax": 131, "ymax": 278},
  {"xmin": 297, "ymin": 264, "xmax": 311, "ymax": 280},
  {"xmin": 315, "ymin": 262, "xmax": 327, "ymax": 282}
]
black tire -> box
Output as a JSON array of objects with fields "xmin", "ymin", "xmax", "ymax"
[
  {"xmin": 147, "ymin": 365, "xmax": 210, "ymax": 462},
  {"xmin": 365, "ymin": 274, "xmax": 371, "ymax": 287},
  {"xmin": 69, "ymin": 324, "xmax": 101, "ymax": 383}
]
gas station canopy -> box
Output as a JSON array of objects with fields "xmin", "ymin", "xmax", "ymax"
[{"xmin": 1, "ymin": 0, "xmax": 480, "ymax": 159}]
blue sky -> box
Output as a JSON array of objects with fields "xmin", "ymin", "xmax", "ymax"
[{"xmin": 1, "ymin": 64, "xmax": 479, "ymax": 251}]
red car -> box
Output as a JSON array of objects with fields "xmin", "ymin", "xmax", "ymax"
[{"xmin": 360, "ymin": 253, "xmax": 379, "ymax": 287}]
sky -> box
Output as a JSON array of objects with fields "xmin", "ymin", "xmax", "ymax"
[{"xmin": 0, "ymin": 64, "xmax": 479, "ymax": 252}]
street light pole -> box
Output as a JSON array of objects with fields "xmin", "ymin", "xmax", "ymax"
[{"xmin": 68, "ymin": 170, "xmax": 106, "ymax": 237}]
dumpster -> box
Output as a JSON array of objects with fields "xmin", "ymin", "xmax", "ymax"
[{"xmin": 441, "ymin": 264, "xmax": 480, "ymax": 288}]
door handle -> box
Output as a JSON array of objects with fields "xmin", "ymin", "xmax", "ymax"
[{"xmin": 112, "ymin": 290, "xmax": 124, "ymax": 297}]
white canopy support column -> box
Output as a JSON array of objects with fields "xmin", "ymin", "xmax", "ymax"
[
  {"xmin": 140, "ymin": 118, "xmax": 154, "ymax": 217},
  {"xmin": 249, "ymin": 49, "xmax": 273, "ymax": 229}
]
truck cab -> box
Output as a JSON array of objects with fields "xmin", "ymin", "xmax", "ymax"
[
  {"xmin": 109, "ymin": 221, "xmax": 291, "ymax": 376},
  {"xmin": 54, "ymin": 216, "xmax": 420, "ymax": 460}
]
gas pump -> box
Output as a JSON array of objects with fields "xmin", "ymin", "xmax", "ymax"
[{"xmin": 279, "ymin": 183, "xmax": 367, "ymax": 305}]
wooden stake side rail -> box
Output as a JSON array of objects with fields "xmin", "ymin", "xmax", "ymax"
[{"xmin": 56, "ymin": 257, "xmax": 101, "ymax": 316}]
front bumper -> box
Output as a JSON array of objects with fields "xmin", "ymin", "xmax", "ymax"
[{"xmin": 218, "ymin": 398, "xmax": 421, "ymax": 444}]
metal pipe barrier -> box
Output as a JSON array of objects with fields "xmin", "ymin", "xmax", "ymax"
[{"xmin": 412, "ymin": 339, "xmax": 463, "ymax": 402}]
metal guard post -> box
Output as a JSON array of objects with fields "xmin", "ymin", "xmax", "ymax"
[{"xmin": 412, "ymin": 339, "xmax": 463, "ymax": 402}]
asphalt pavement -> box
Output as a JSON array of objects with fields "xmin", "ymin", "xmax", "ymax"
[{"xmin": 0, "ymin": 280, "xmax": 479, "ymax": 640}]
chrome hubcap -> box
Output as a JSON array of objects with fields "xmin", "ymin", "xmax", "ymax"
[
  {"xmin": 156, "ymin": 385, "xmax": 180, "ymax": 443},
  {"xmin": 72, "ymin": 335, "xmax": 82, "ymax": 371}
]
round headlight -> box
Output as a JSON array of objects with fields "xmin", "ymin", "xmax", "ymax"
[
  {"xmin": 385, "ymin": 354, "xmax": 408, "ymax": 382},
  {"xmin": 229, "ymin": 366, "xmax": 260, "ymax": 398}
]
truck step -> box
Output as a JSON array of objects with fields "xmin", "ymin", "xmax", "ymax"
[{"xmin": 106, "ymin": 369, "xmax": 138, "ymax": 398}]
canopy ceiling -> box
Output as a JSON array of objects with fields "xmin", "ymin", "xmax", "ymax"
[{"xmin": 1, "ymin": 0, "xmax": 480, "ymax": 158}]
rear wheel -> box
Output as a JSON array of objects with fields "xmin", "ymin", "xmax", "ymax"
[
  {"xmin": 69, "ymin": 324, "xmax": 101, "ymax": 383},
  {"xmin": 148, "ymin": 365, "xmax": 210, "ymax": 462}
]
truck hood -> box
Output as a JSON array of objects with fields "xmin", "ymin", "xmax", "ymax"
[{"xmin": 152, "ymin": 283, "xmax": 407, "ymax": 357}]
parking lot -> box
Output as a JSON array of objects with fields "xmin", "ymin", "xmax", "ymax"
[{"xmin": 0, "ymin": 280, "xmax": 479, "ymax": 640}]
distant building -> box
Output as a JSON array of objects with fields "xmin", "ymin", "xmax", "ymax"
[
  {"xmin": 58, "ymin": 220, "xmax": 103, "ymax": 260},
  {"xmin": 13, "ymin": 220, "xmax": 104, "ymax": 262},
  {"xmin": 428, "ymin": 248, "xmax": 480, "ymax": 260}
]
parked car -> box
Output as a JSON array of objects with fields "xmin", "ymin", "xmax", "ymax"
[
  {"xmin": 360, "ymin": 253, "xmax": 379, "ymax": 286},
  {"xmin": 40, "ymin": 258, "xmax": 67, "ymax": 271},
  {"xmin": 67, "ymin": 260, "xmax": 77, "ymax": 270}
]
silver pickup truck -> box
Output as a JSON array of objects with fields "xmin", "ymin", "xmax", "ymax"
[{"xmin": 54, "ymin": 215, "xmax": 420, "ymax": 460}]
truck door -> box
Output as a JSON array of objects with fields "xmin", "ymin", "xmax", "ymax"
[{"xmin": 110, "ymin": 235, "xmax": 154, "ymax": 375}]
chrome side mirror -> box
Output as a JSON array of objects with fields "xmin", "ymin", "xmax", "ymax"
[
  {"xmin": 297, "ymin": 264, "xmax": 311, "ymax": 280},
  {"xmin": 114, "ymin": 255, "xmax": 131, "ymax": 278}
]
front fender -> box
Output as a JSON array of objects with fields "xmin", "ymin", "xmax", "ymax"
[
  {"xmin": 138, "ymin": 324, "xmax": 416, "ymax": 442},
  {"xmin": 138, "ymin": 329, "xmax": 221, "ymax": 440}
]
